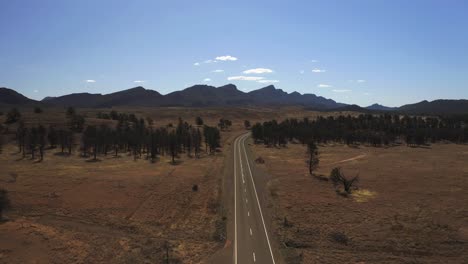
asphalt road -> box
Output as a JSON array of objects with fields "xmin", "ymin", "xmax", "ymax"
[{"xmin": 233, "ymin": 133, "xmax": 277, "ymax": 264}]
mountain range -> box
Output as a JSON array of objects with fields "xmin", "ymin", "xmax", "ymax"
[{"xmin": 1, "ymin": 85, "xmax": 468, "ymax": 114}]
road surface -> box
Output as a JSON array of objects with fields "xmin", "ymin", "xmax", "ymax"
[{"xmin": 233, "ymin": 133, "xmax": 277, "ymax": 264}]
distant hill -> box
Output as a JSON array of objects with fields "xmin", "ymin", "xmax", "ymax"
[
  {"xmin": 3, "ymin": 85, "xmax": 468, "ymax": 114},
  {"xmin": 0, "ymin": 87, "xmax": 37, "ymax": 105},
  {"xmin": 39, "ymin": 84, "xmax": 344, "ymax": 109},
  {"xmin": 398, "ymin": 99, "xmax": 468, "ymax": 115},
  {"xmin": 365, "ymin": 103, "xmax": 397, "ymax": 111},
  {"xmin": 41, "ymin": 86, "xmax": 163, "ymax": 107}
]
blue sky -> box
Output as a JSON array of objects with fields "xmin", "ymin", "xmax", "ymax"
[{"xmin": 1, "ymin": 0, "xmax": 467, "ymax": 107}]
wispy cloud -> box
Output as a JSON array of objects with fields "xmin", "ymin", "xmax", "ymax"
[
  {"xmin": 311, "ymin": 59, "xmax": 319, "ymax": 63},
  {"xmin": 85, "ymin": 80, "xmax": 96, "ymax": 83},
  {"xmin": 194, "ymin": 62, "xmax": 200, "ymax": 66},
  {"xmin": 33, "ymin": 89, "xmax": 39, "ymax": 93},
  {"xmin": 227, "ymin": 76, "xmax": 264, "ymax": 81},
  {"xmin": 257, "ymin": 80, "xmax": 279, "ymax": 83},
  {"xmin": 300, "ymin": 70, "xmax": 305, "ymax": 74},
  {"xmin": 364, "ymin": 92, "xmax": 371, "ymax": 96},
  {"xmin": 216, "ymin": 55, "xmax": 238, "ymax": 61},
  {"xmin": 243, "ymin": 68, "xmax": 273, "ymax": 74},
  {"xmin": 312, "ymin": 68, "xmax": 326, "ymax": 73},
  {"xmin": 318, "ymin": 84, "xmax": 332, "ymax": 88},
  {"xmin": 357, "ymin": 79, "xmax": 366, "ymax": 83},
  {"xmin": 134, "ymin": 80, "xmax": 146, "ymax": 83},
  {"xmin": 212, "ymin": 69, "xmax": 224, "ymax": 73},
  {"xmin": 332, "ymin": 89, "xmax": 352, "ymax": 93},
  {"xmin": 203, "ymin": 78, "xmax": 211, "ymax": 82}
]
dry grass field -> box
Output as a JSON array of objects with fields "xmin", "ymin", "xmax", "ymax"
[
  {"xmin": 0, "ymin": 141, "xmax": 229, "ymax": 263},
  {"xmin": 0, "ymin": 106, "xmax": 248, "ymax": 264},
  {"xmin": 252, "ymin": 142, "xmax": 468, "ymax": 263},
  {"xmin": 3, "ymin": 106, "xmax": 467, "ymax": 263}
]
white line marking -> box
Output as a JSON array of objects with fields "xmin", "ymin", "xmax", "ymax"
[
  {"xmin": 253, "ymin": 252, "xmax": 256, "ymax": 262},
  {"xmin": 248, "ymin": 211, "xmax": 250, "ymax": 216},
  {"xmin": 234, "ymin": 135, "xmax": 238, "ymax": 264},
  {"xmin": 241, "ymin": 134, "xmax": 277, "ymax": 264},
  {"xmin": 246, "ymin": 198, "xmax": 248, "ymax": 203},
  {"xmin": 250, "ymin": 228, "xmax": 253, "ymax": 236}
]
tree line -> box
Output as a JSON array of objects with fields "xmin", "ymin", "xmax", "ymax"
[
  {"xmin": 251, "ymin": 114, "xmax": 468, "ymax": 147},
  {"xmin": 4, "ymin": 108, "xmax": 221, "ymax": 163}
]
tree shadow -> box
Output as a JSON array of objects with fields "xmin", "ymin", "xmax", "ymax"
[
  {"xmin": 409, "ymin": 145, "xmax": 432, "ymax": 149},
  {"xmin": 169, "ymin": 160, "xmax": 183, "ymax": 166},
  {"xmin": 54, "ymin": 152, "xmax": 71, "ymax": 157},
  {"xmin": 313, "ymin": 174, "xmax": 329, "ymax": 182},
  {"xmin": 85, "ymin": 158, "xmax": 102, "ymax": 163}
]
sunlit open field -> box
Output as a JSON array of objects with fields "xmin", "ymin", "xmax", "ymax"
[{"xmin": 252, "ymin": 142, "xmax": 468, "ymax": 263}]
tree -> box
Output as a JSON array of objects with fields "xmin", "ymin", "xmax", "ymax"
[
  {"xmin": 307, "ymin": 141, "xmax": 319, "ymax": 175},
  {"xmin": 0, "ymin": 189, "xmax": 10, "ymax": 220},
  {"xmin": 5, "ymin": 108, "xmax": 21, "ymax": 124},
  {"xmin": 196, "ymin": 117, "xmax": 204, "ymax": 126},
  {"xmin": 244, "ymin": 120, "xmax": 251, "ymax": 129},
  {"xmin": 68, "ymin": 114, "xmax": 85, "ymax": 132},
  {"xmin": 0, "ymin": 134, "xmax": 4, "ymax": 155},
  {"xmin": 168, "ymin": 130, "xmax": 178, "ymax": 163},
  {"xmin": 66, "ymin": 106, "xmax": 76, "ymax": 117},
  {"xmin": 83, "ymin": 125, "xmax": 98, "ymax": 159},
  {"xmin": 37, "ymin": 125, "xmax": 47, "ymax": 161},
  {"xmin": 34, "ymin": 107, "xmax": 43, "ymax": 114},
  {"xmin": 203, "ymin": 125, "xmax": 220, "ymax": 153},
  {"xmin": 218, "ymin": 119, "xmax": 232, "ymax": 131},
  {"xmin": 330, "ymin": 167, "xmax": 359, "ymax": 194},
  {"xmin": 48, "ymin": 125, "xmax": 58, "ymax": 148}
]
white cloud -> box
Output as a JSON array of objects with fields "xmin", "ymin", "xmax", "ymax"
[
  {"xmin": 332, "ymin": 89, "xmax": 352, "ymax": 93},
  {"xmin": 194, "ymin": 62, "xmax": 200, "ymax": 66},
  {"xmin": 257, "ymin": 80, "xmax": 279, "ymax": 83},
  {"xmin": 212, "ymin": 69, "xmax": 224, "ymax": 73},
  {"xmin": 312, "ymin": 68, "xmax": 326, "ymax": 73},
  {"xmin": 311, "ymin": 59, "xmax": 319, "ymax": 63},
  {"xmin": 364, "ymin": 92, "xmax": 371, "ymax": 96},
  {"xmin": 349, "ymin": 79, "xmax": 366, "ymax": 83},
  {"xmin": 300, "ymin": 70, "xmax": 305, "ymax": 74},
  {"xmin": 134, "ymin": 80, "xmax": 146, "ymax": 83},
  {"xmin": 33, "ymin": 89, "xmax": 39, "ymax": 93},
  {"xmin": 318, "ymin": 84, "xmax": 332, "ymax": 88},
  {"xmin": 243, "ymin": 68, "xmax": 273, "ymax": 74},
  {"xmin": 215, "ymin": 55, "xmax": 238, "ymax": 61},
  {"xmin": 227, "ymin": 76, "xmax": 264, "ymax": 81},
  {"xmin": 85, "ymin": 80, "xmax": 96, "ymax": 83},
  {"xmin": 204, "ymin": 59, "xmax": 214, "ymax": 63},
  {"xmin": 203, "ymin": 78, "xmax": 211, "ymax": 82}
]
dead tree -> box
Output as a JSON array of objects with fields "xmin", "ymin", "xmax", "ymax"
[{"xmin": 330, "ymin": 167, "xmax": 359, "ymax": 194}]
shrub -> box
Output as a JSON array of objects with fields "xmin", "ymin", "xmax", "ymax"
[
  {"xmin": 329, "ymin": 231, "xmax": 349, "ymax": 245},
  {"xmin": 255, "ymin": 156, "xmax": 265, "ymax": 164}
]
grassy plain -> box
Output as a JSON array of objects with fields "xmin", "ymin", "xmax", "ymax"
[{"xmin": 252, "ymin": 141, "xmax": 468, "ymax": 263}]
